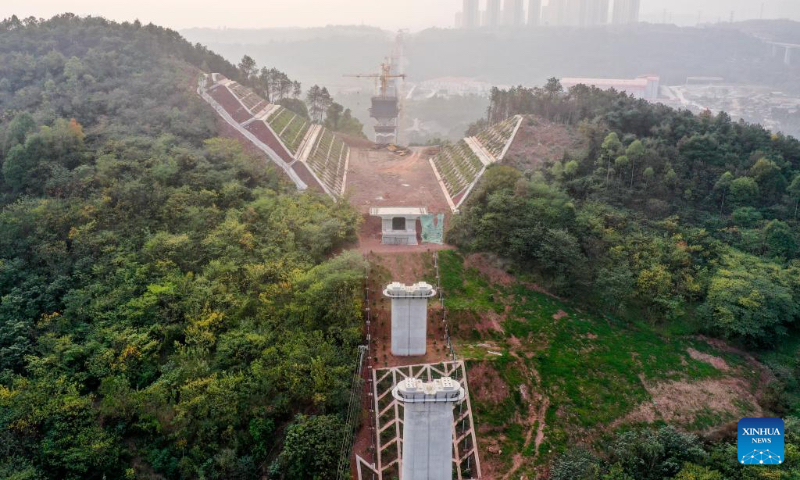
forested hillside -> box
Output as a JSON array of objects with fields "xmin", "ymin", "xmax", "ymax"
[
  {"xmin": 455, "ymin": 81, "xmax": 800, "ymax": 345},
  {"xmin": 451, "ymin": 82, "xmax": 800, "ymax": 477},
  {"xmin": 0, "ymin": 14, "xmax": 363, "ymax": 479}
]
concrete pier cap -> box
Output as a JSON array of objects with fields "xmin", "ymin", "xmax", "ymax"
[
  {"xmin": 384, "ymin": 282, "xmax": 437, "ymax": 356},
  {"xmin": 393, "ymin": 377, "xmax": 466, "ymax": 480},
  {"xmin": 383, "ymin": 281, "xmax": 437, "ymax": 299},
  {"xmin": 392, "ymin": 376, "xmax": 466, "ymax": 404}
]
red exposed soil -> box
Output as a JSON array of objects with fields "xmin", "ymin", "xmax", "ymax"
[
  {"xmin": 553, "ymin": 310, "xmax": 568, "ymax": 320},
  {"xmin": 213, "ymin": 116, "xmax": 283, "ymax": 169},
  {"xmin": 504, "ymin": 115, "xmax": 585, "ymax": 171},
  {"xmin": 208, "ymin": 85, "xmax": 252, "ymax": 124},
  {"xmin": 465, "ymin": 253, "xmax": 515, "ymax": 286},
  {"xmin": 638, "ymin": 377, "xmax": 761, "ymax": 426},
  {"xmin": 337, "ymin": 133, "xmax": 375, "ymax": 149},
  {"xmin": 347, "ymin": 145, "xmax": 455, "ymax": 252},
  {"xmin": 292, "ymin": 162, "xmax": 325, "ymax": 194},
  {"xmin": 468, "ymin": 363, "xmax": 510, "ymax": 405},
  {"xmin": 465, "ymin": 253, "xmax": 560, "ymax": 300},
  {"xmin": 699, "ymin": 336, "xmax": 777, "ymax": 393},
  {"xmin": 245, "ymin": 120, "xmax": 294, "ymax": 163},
  {"xmin": 687, "ymin": 348, "xmax": 730, "ymax": 371},
  {"xmin": 346, "ymin": 147, "xmax": 451, "ymax": 216}
]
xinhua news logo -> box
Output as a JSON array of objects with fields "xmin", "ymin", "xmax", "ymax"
[{"xmin": 738, "ymin": 418, "xmax": 784, "ymax": 465}]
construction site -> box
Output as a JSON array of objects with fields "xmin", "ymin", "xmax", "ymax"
[
  {"xmin": 196, "ymin": 55, "xmax": 557, "ymax": 477},
  {"xmin": 197, "ymin": 54, "xmax": 608, "ymax": 480}
]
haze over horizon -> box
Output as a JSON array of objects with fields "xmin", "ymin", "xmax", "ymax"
[{"xmin": 2, "ymin": 0, "xmax": 799, "ymax": 32}]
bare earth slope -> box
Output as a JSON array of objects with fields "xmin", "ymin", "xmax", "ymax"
[{"xmin": 503, "ymin": 115, "xmax": 586, "ymax": 173}]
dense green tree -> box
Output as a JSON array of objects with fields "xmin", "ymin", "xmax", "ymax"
[
  {"xmin": 732, "ymin": 207, "xmax": 763, "ymax": 227},
  {"xmin": 729, "ymin": 177, "xmax": 760, "ymax": 207},
  {"xmin": 600, "ymin": 132, "xmax": 622, "ymax": 185},
  {"xmin": 237, "ymin": 55, "xmax": 257, "ymax": 80},
  {"xmin": 0, "ymin": 15, "xmax": 364, "ymax": 479},
  {"xmin": 550, "ymin": 448, "xmax": 603, "ymax": 480},
  {"xmin": 625, "ymin": 139, "xmax": 645, "ymax": 188},
  {"xmin": 713, "ymin": 171, "xmax": 734, "ymax": 211},
  {"xmin": 763, "ymin": 220, "xmax": 798, "ymax": 259},
  {"xmin": 278, "ymin": 97, "xmax": 310, "ymax": 119},
  {"xmin": 324, "ymin": 102, "xmax": 365, "ymax": 137},
  {"xmin": 788, "ymin": 174, "xmax": 800, "ymax": 219},
  {"xmin": 701, "ymin": 251, "xmax": 797, "ymax": 344},
  {"xmin": 2, "ymin": 112, "xmax": 36, "ymax": 154},
  {"xmin": 750, "ymin": 157, "xmax": 786, "ymax": 202},
  {"xmin": 274, "ymin": 414, "xmax": 344, "ymax": 480},
  {"xmin": 306, "ymin": 85, "xmax": 333, "ymax": 123},
  {"xmin": 673, "ymin": 464, "xmax": 724, "ymax": 480}
]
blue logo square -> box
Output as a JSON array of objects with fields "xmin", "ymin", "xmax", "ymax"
[{"xmin": 738, "ymin": 418, "xmax": 784, "ymax": 465}]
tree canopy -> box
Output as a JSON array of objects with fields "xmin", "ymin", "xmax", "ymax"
[{"xmin": 0, "ymin": 14, "xmax": 363, "ymax": 479}]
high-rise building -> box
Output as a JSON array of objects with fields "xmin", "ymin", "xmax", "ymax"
[
  {"xmin": 503, "ymin": 0, "xmax": 525, "ymax": 27},
  {"xmin": 612, "ymin": 0, "xmax": 641, "ymax": 24},
  {"xmin": 528, "ymin": 0, "xmax": 542, "ymax": 26},
  {"xmin": 486, "ymin": 0, "xmax": 502, "ymax": 28},
  {"xmin": 462, "ymin": 0, "xmax": 481, "ymax": 28},
  {"xmin": 546, "ymin": 0, "xmax": 608, "ymax": 26},
  {"xmin": 585, "ymin": 0, "xmax": 609, "ymax": 25}
]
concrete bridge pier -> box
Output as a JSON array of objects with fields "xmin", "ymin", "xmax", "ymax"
[
  {"xmin": 786, "ymin": 47, "xmax": 794, "ymax": 66},
  {"xmin": 393, "ymin": 377, "xmax": 465, "ymax": 480},
  {"xmin": 384, "ymin": 282, "xmax": 436, "ymax": 357}
]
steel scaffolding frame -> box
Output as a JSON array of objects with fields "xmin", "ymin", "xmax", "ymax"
[{"xmin": 356, "ymin": 360, "xmax": 482, "ymax": 479}]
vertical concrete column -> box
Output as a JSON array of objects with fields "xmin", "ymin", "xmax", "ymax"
[
  {"xmin": 384, "ymin": 282, "xmax": 436, "ymax": 356},
  {"xmin": 393, "ymin": 377, "xmax": 465, "ymax": 480},
  {"xmin": 785, "ymin": 47, "xmax": 794, "ymax": 66}
]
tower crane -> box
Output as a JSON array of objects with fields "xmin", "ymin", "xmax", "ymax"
[
  {"xmin": 344, "ymin": 59, "xmax": 407, "ymax": 145},
  {"xmin": 344, "ymin": 60, "xmax": 406, "ymax": 98}
]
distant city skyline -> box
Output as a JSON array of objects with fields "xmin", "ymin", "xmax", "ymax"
[
  {"xmin": 1, "ymin": 0, "xmax": 799, "ymax": 32},
  {"xmin": 458, "ymin": 0, "xmax": 799, "ymax": 28}
]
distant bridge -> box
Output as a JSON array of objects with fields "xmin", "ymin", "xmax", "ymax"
[
  {"xmin": 768, "ymin": 41, "xmax": 800, "ymax": 65},
  {"xmin": 752, "ymin": 34, "xmax": 800, "ymax": 66}
]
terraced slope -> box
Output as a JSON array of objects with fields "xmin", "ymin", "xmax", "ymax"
[
  {"xmin": 431, "ymin": 115, "xmax": 524, "ymax": 210},
  {"xmin": 431, "ymin": 140, "xmax": 484, "ymax": 199},
  {"xmin": 228, "ymin": 83, "xmax": 263, "ymax": 112},
  {"xmin": 266, "ymin": 107, "xmax": 312, "ymax": 155},
  {"xmin": 475, "ymin": 115, "xmax": 522, "ymax": 160},
  {"xmin": 202, "ymin": 75, "xmax": 349, "ymax": 199},
  {"xmin": 306, "ymin": 129, "xmax": 348, "ymax": 196}
]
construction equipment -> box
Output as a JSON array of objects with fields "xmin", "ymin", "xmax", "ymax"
[
  {"xmin": 344, "ymin": 61, "xmax": 406, "ymax": 100},
  {"xmin": 345, "ymin": 60, "xmax": 406, "ymax": 145}
]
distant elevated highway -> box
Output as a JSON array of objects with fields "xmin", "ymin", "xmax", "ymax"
[
  {"xmin": 752, "ymin": 34, "xmax": 800, "ymax": 66},
  {"xmin": 769, "ymin": 41, "xmax": 800, "ymax": 65}
]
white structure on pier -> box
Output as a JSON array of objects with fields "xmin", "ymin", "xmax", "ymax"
[
  {"xmin": 393, "ymin": 377, "xmax": 466, "ymax": 480},
  {"xmin": 369, "ymin": 207, "xmax": 428, "ymax": 245},
  {"xmin": 384, "ymin": 282, "xmax": 436, "ymax": 356}
]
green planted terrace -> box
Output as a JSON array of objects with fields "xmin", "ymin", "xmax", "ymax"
[
  {"xmin": 475, "ymin": 115, "xmax": 520, "ymax": 160},
  {"xmin": 431, "ymin": 140, "xmax": 484, "ymax": 198},
  {"xmin": 307, "ymin": 128, "xmax": 348, "ymax": 195},
  {"xmin": 228, "ymin": 82, "xmax": 264, "ymax": 112},
  {"xmin": 267, "ymin": 107, "xmax": 311, "ymax": 155}
]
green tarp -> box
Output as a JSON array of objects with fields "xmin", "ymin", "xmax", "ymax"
[{"xmin": 420, "ymin": 214, "xmax": 445, "ymax": 245}]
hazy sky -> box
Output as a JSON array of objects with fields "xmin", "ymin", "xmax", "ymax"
[{"xmin": 2, "ymin": 0, "xmax": 798, "ymax": 31}]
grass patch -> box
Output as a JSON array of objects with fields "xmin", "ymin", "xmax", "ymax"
[
  {"xmin": 442, "ymin": 252, "xmax": 757, "ymax": 463},
  {"xmin": 439, "ymin": 250, "xmax": 505, "ymax": 313}
]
